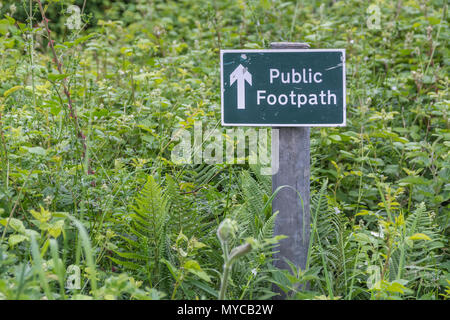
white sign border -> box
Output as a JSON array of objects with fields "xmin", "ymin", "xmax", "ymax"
[{"xmin": 220, "ymin": 49, "xmax": 346, "ymax": 127}]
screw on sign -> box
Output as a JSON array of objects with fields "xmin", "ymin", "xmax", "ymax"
[{"xmin": 220, "ymin": 42, "xmax": 346, "ymax": 297}]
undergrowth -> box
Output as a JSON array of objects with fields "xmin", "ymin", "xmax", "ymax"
[{"xmin": 0, "ymin": 0, "xmax": 448, "ymax": 300}]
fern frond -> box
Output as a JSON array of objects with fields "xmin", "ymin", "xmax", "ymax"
[
  {"xmin": 110, "ymin": 175, "xmax": 169, "ymax": 287},
  {"xmin": 399, "ymin": 202, "xmax": 446, "ymax": 288}
]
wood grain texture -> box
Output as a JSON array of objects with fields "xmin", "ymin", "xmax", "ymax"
[
  {"xmin": 271, "ymin": 42, "xmax": 311, "ymax": 298},
  {"xmin": 270, "ymin": 42, "xmax": 310, "ymax": 49}
]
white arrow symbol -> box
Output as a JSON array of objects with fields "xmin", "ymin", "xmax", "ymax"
[{"xmin": 230, "ymin": 64, "xmax": 252, "ymax": 110}]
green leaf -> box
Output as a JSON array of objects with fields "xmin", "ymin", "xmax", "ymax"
[
  {"xmin": 0, "ymin": 218, "xmax": 26, "ymax": 234},
  {"xmin": 184, "ymin": 260, "xmax": 211, "ymax": 283},
  {"xmin": 188, "ymin": 268, "xmax": 211, "ymax": 283},
  {"xmin": 48, "ymin": 220, "xmax": 64, "ymax": 238},
  {"xmin": 30, "ymin": 206, "xmax": 51, "ymax": 223},
  {"xmin": 329, "ymin": 134, "xmax": 342, "ymax": 142},
  {"xmin": 0, "ymin": 19, "xmax": 11, "ymax": 35},
  {"xmin": 399, "ymin": 176, "xmax": 431, "ymax": 186},
  {"xmin": 409, "ymin": 233, "xmax": 432, "ymax": 241},
  {"xmin": 184, "ymin": 259, "xmax": 202, "ymax": 271},
  {"xmin": 191, "ymin": 238, "xmax": 207, "ymax": 249},
  {"xmin": 48, "ymin": 74, "xmax": 69, "ymax": 81},
  {"xmin": 385, "ymin": 281, "xmax": 407, "ymax": 294},
  {"xmin": 28, "ymin": 147, "xmax": 46, "ymax": 156},
  {"xmin": 108, "ymin": 257, "xmax": 141, "ymax": 270},
  {"xmin": 112, "ymin": 250, "xmax": 147, "ymax": 261},
  {"xmin": 260, "ymin": 0, "xmax": 271, "ymax": 10},
  {"xmin": 189, "ymin": 280, "xmax": 218, "ymax": 298},
  {"xmin": 3, "ymin": 85, "xmax": 23, "ymax": 97},
  {"xmin": 64, "ymin": 33, "xmax": 96, "ymax": 48},
  {"xmin": 4, "ymin": 15, "xmax": 15, "ymax": 25},
  {"xmin": 9, "ymin": 234, "xmax": 28, "ymax": 246},
  {"xmin": 427, "ymin": 16, "xmax": 441, "ymax": 25},
  {"xmin": 161, "ymin": 258, "xmax": 179, "ymax": 280}
]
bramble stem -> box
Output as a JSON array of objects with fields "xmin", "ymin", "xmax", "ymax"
[{"xmin": 35, "ymin": 0, "xmax": 90, "ymax": 167}]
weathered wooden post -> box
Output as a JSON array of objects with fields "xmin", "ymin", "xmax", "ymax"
[{"xmin": 270, "ymin": 42, "xmax": 311, "ymax": 297}]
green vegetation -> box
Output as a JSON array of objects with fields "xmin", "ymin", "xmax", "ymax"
[{"xmin": 0, "ymin": 0, "xmax": 448, "ymax": 300}]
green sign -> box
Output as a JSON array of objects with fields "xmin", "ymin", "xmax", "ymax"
[{"xmin": 220, "ymin": 49, "xmax": 346, "ymax": 126}]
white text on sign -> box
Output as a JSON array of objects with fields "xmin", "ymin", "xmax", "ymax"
[{"xmin": 256, "ymin": 68, "xmax": 337, "ymax": 108}]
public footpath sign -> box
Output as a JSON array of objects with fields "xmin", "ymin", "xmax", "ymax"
[{"xmin": 220, "ymin": 49, "xmax": 346, "ymax": 127}]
